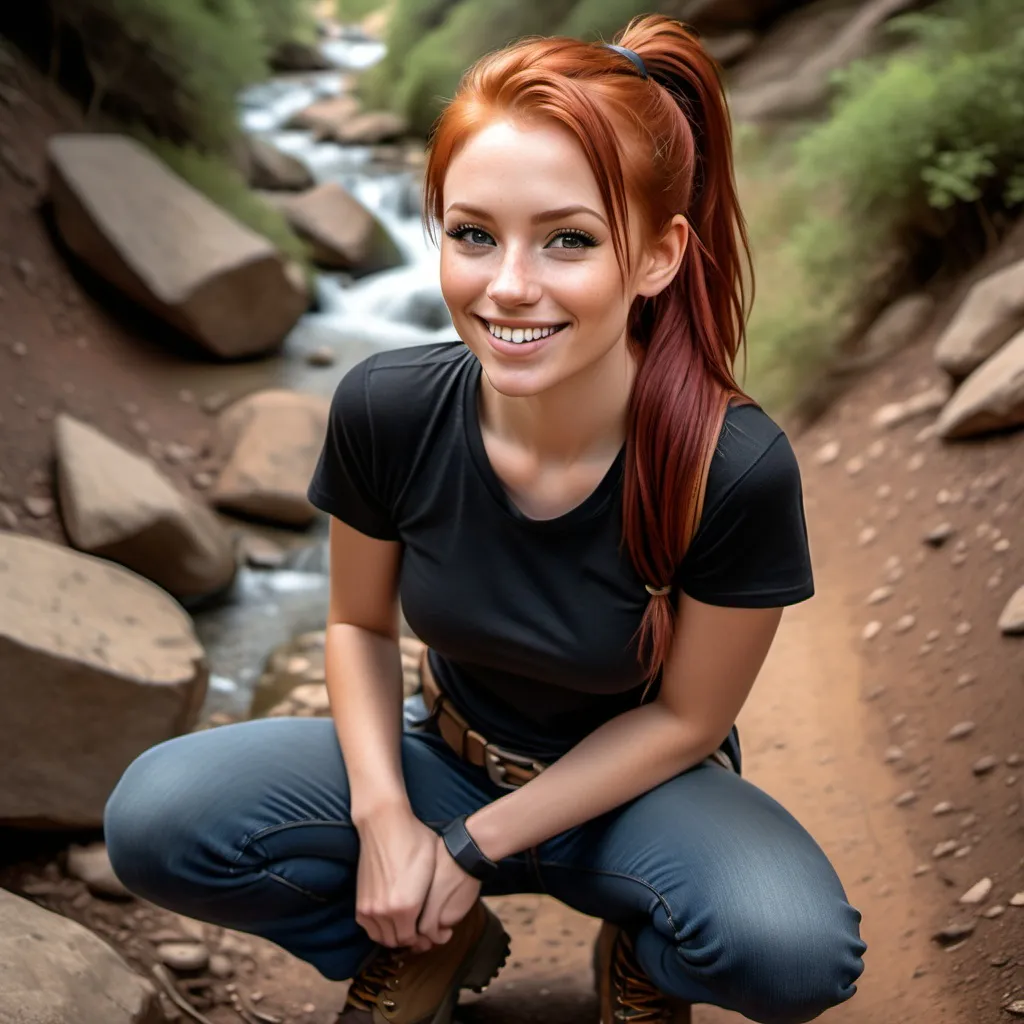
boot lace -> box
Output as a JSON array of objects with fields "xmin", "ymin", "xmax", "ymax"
[
  {"xmin": 344, "ymin": 949, "xmax": 407, "ymax": 1012},
  {"xmin": 612, "ymin": 933, "xmax": 675, "ymax": 1023}
]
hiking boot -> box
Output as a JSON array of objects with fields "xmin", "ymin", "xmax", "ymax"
[
  {"xmin": 594, "ymin": 922, "xmax": 692, "ymax": 1024},
  {"xmin": 337, "ymin": 900, "xmax": 510, "ymax": 1023}
]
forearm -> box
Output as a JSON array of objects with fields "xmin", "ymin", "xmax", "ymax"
[
  {"xmin": 325, "ymin": 622, "xmax": 409, "ymax": 824},
  {"xmin": 466, "ymin": 701, "xmax": 722, "ymax": 861}
]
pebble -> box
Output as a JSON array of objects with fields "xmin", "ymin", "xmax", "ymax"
[
  {"xmin": 931, "ymin": 920, "xmax": 975, "ymax": 945},
  {"xmin": 202, "ymin": 391, "xmax": 230, "ymax": 415},
  {"xmin": 954, "ymin": 672, "xmax": 976, "ymax": 689},
  {"xmin": 1008, "ymin": 754, "xmax": 1022, "ymax": 767},
  {"xmin": 1010, "ymin": 892, "xmax": 1024, "ymax": 907},
  {"xmin": 862, "ymin": 621, "xmax": 883, "ymax": 641},
  {"xmin": 1005, "ymin": 1001, "xmax": 1024, "ymax": 1017},
  {"xmin": 242, "ymin": 535, "xmax": 286, "ymax": 569},
  {"xmin": 958, "ymin": 878, "xmax": 992, "ymax": 904},
  {"xmin": 913, "ymin": 864, "xmax": 931, "ymax": 877},
  {"xmin": 846, "ymin": 456, "xmax": 865, "ymax": 476},
  {"xmin": 953, "ymin": 845, "xmax": 972, "ymax": 858},
  {"xmin": 306, "ymin": 346, "xmax": 336, "ymax": 367},
  {"xmin": 11, "ymin": 340, "xmax": 26, "ymax": 357},
  {"xmin": 178, "ymin": 389, "xmax": 195, "ymax": 404},
  {"xmin": 894, "ymin": 790, "xmax": 917, "ymax": 807},
  {"xmin": 24, "ymin": 496, "xmax": 54, "ymax": 518},
  {"xmin": 858, "ymin": 526, "xmax": 878, "ymax": 546},
  {"xmin": 876, "ymin": 484, "xmax": 892, "ymax": 499},
  {"xmin": 982, "ymin": 905, "xmax": 1005, "ymax": 919},
  {"xmin": 0, "ymin": 503, "xmax": 17, "ymax": 529},
  {"xmin": 972, "ymin": 755, "xmax": 999, "ymax": 776},
  {"xmin": 907, "ymin": 453, "xmax": 925, "ymax": 472},
  {"xmin": 997, "ymin": 586, "xmax": 1024, "ymax": 635},
  {"xmin": 924, "ymin": 523, "xmax": 954, "ymax": 547},
  {"xmin": 959, "ymin": 813, "xmax": 978, "ymax": 829},
  {"xmin": 932, "ymin": 801, "xmax": 954, "ymax": 815},
  {"xmin": 932, "ymin": 840, "xmax": 958, "ymax": 859},
  {"xmin": 893, "ymin": 614, "xmax": 916, "ymax": 634},
  {"xmin": 994, "ymin": 538, "xmax": 1010, "ymax": 553},
  {"xmin": 814, "ymin": 441, "xmax": 840, "ymax": 465},
  {"xmin": 884, "ymin": 745, "xmax": 905, "ymax": 765},
  {"xmin": 66, "ymin": 842, "xmax": 132, "ymax": 899},
  {"xmin": 209, "ymin": 953, "xmax": 234, "ymax": 979},
  {"xmin": 156, "ymin": 941, "xmax": 209, "ymax": 973},
  {"xmin": 946, "ymin": 721, "xmax": 976, "ymax": 741},
  {"xmin": 192, "ymin": 471, "xmax": 215, "ymax": 490}
]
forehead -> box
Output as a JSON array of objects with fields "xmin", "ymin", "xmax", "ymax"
[{"xmin": 443, "ymin": 119, "xmax": 604, "ymax": 215}]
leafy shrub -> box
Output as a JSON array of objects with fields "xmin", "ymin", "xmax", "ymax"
[{"xmin": 336, "ymin": 0, "xmax": 383, "ymax": 22}]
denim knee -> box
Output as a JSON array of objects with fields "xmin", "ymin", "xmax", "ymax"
[{"xmin": 673, "ymin": 900, "xmax": 865, "ymax": 1024}]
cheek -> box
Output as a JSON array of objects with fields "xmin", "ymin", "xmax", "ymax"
[{"xmin": 440, "ymin": 248, "xmax": 487, "ymax": 308}]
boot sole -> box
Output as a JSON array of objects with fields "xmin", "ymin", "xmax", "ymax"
[{"xmin": 428, "ymin": 905, "xmax": 511, "ymax": 1024}]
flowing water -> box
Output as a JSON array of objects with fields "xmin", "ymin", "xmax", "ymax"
[{"xmin": 192, "ymin": 34, "xmax": 448, "ymax": 718}]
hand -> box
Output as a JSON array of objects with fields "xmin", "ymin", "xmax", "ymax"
[
  {"xmin": 354, "ymin": 804, "xmax": 439, "ymax": 949},
  {"xmin": 412, "ymin": 833, "xmax": 482, "ymax": 953}
]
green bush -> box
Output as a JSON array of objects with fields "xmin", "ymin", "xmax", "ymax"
[{"xmin": 336, "ymin": 0, "xmax": 383, "ymax": 22}]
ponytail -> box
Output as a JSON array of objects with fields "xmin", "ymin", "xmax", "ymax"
[{"xmin": 615, "ymin": 17, "xmax": 753, "ymax": 683}]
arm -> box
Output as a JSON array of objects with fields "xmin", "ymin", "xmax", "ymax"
[
  {"xmin": 325, "ymin": 516, "xmax": 442, "ymax": 952},
  {"xmin": 465, "ymin": 594, "xmax": 782, "ymax": 859}
]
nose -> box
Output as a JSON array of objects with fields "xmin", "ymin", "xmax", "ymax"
[{"xmin": 486, "ymin": 244, "xmax": 542, "ymax": 308}]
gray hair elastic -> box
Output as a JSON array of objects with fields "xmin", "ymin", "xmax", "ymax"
[{"xmin": 604, "ymin": 43, "xmax": 649, "ymax": 80}]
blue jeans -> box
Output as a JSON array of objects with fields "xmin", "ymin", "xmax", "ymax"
[{"xmin": 104, "ymin": 698, "xmax": 865, "ymax": 1024}]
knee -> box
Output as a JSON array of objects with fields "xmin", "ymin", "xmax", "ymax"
[
  {"xmin": 679, "ymin": 901, "xmax": 866, "ymax": 1024},
  {"xmin": 104, "ymin": 735, "xmax": 212, "ymax": 899}
]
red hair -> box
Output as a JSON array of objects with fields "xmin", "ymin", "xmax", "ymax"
[{"xmin": 423, "ymin": 15, "xmax": 752, "ymax": 681}]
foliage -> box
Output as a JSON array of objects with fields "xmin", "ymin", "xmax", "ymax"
[{"xmin": 336, "ymin": 0, "xmax": 382, "ymax": 22}]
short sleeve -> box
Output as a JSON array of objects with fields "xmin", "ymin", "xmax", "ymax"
[
  {"xmin": 306, "ymin": 360, "xmax": 401, "ymax": 541},
  {"xmin": 676, "ymin": 432, "xmax": 814, "ymax": 607}
]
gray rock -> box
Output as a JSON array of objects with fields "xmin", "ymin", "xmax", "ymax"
[
  {"xmin": 934, "ymin": 257, "xmax": 1024, "ymax": 377},
  {"xmin": 0, "ymin": 887, "xmax": 162, "ymax": 1022},
  {"xmin": 937, "ymin": 327, "xmax": 1024, "ymax": 439},
  {"xmin": 0, "ymin": 533, "xmax": 207, "ymax": 827},
  {"xmin": 998, "ymin": 585, "xmax": 1024, "ymax": 635},
  {"xmin": 47, "ymin": 134, "xmax": 306, "ymax": 358},
  {"xmin": 55, "ymin": 414, "xmax": 237, "ymax": 601},
  {"xmin": 861, "ymin": 293, "xmax": 935, "ymax": 361},
  {"xmin": 244, "ymin": 136, "xmax": 315, "ymax": 192}
]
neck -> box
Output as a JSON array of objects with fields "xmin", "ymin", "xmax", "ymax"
[{"xmin": 478, "ymin": 340, "xmax": 636, "ymax": 464}]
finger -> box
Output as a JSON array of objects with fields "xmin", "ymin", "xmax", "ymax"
[
  {"xmin": 392, "ymin": 908, "xmax": 422, "ymax": 950},
  {"xmin": 355, "ymin": 912, "xmax": 383, "ymax": 947}
]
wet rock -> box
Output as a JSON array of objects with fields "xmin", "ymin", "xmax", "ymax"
[
  {"xmin": 48, "ymin": 134, "xmax": 306, "ymax": 357},
  {"xmin": 934, "ymin": 256, "xmax": 1024, "ymax": 377},
  {"xmin": 156, "ymin": 940, "xmax": 209, "ymax": 973},
  {"xmin": 0, "ymin": 533, "xmax": 207, "ymax": 827},
  {"xmin": 212, "ymin": 390, "xmax": 330, "ymax": 527},
  {"xmin": 55, "ymin": 414, "xmax": 237, "ymax": 600},
  {"xmin": 289, "ymin": 95, "xmax": 361, "ymax": 138},
  {"xmin": 946, "ymin": 721, "xmax": 976, "ymax": 741},
  {"xmin": 998, "ymin": 586, "xmax": 1024, "ymax": 635},
  {"xmin": 937, "ymin": 327, "xmax": 1024, "ymax": 438},
  {"xmin": 274, "ymin": 182, "xmax": 402, "ymax": 274},
  {"xmin": 0, "ymin": 888, "xmax": 161, "ymax": 1022},
  {"xmin": 958, "ymin": 878, "xmax": 993, "ymax": 904},
  {"xmin": 972, "ymin": 755, "xmax": 999, "ymax": 776},
  {"xmin": 66, "ymin": 842, "xmax": 132, "ymax": 900},
  {"xmin": 335, "ymin": 110, "xmax": 408, "ymax": 145}
]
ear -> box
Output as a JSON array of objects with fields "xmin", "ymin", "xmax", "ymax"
[{"xmin": 635, "ymin": 214, "xmax": 689, "ymax": 299}]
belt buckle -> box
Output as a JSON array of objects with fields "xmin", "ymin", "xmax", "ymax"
[{"xmin": 483, "ymin": 744, "xmax": 545, "ymax": 790}]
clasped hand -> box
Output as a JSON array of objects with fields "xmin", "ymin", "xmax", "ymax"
[{"xmin": 354, "ymin": 806, "xmax": 481, "ymax": 954}]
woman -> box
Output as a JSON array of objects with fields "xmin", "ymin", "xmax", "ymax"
[{"xmin": 105, "ymin": 15, "xmax": 866, "ymax": 1024}]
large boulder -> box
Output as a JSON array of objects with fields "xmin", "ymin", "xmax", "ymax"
[
  {"xmin": 936, "ymin": 328, "xmax": 1024, "ymax": 439},
  {"xmin": 0, "ymin": 534, "xmax": 208, "ymax": 828},
  {"xmin": 275, "ymin": 182, "xmax": 403, "ymax": 274},
  {"xmin": 245, "ymin": 136, "xmax": 315, "ymax": 192},
  {"xmin": 729, "ymin": 0, "xmax": 915, "ymax": 122},
  {"xmin": 289, "ymin": 94, "xmax": 361, "ymax": 138},
  {"xmin": 212, "ymin": 390, "xmax": 331, "ymax": 527},
  {"xmin": 334, "ymin": 111, "xmax": 409, "ymax": 145},
  {"xmin": 55, "ymin": 414, "xmax": 237, "ymax": 601},
  {"xmin": 47, "ymin": 134, "xmax": 308, "ymax": 358},
  {"xmin": 934, "ymin": 258, "xmax": 1024, "ymax": 378},
  {"xmin": 860, "ymin": 292, "xmax": 935, "ymax": 360},
  {"xmin": 0, "ymin": 889, "xmax": 164, "ymax": 1023}
]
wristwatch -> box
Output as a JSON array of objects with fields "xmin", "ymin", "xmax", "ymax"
[{"xmin": 440, "ymin": 814, "xmax": 499, "ymax": 883}]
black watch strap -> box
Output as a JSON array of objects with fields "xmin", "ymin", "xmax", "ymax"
[{"xmin": 440, "ymin": 814, "xmax": 499, "ymax": 883}]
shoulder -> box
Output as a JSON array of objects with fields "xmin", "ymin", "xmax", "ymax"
[{"xmin": 701, "ymin": 402, "xmax": 802, "ymax": 520}]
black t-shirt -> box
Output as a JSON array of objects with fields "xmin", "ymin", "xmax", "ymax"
[{"xmin": 307, "ymin": 342, "xmax": 813, "ymax": 763}]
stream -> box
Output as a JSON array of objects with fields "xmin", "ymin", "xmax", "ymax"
[{"xmin": 189, "ymin": 31, "xmax": 448, "ymax": 720}]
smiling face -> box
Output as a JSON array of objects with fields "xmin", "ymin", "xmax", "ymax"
[{"xmin": 439, "ymin": 118, "xmax": 647, "ymax": 399}]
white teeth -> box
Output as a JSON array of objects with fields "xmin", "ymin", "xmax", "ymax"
[{"xmin": 485, "ymin": 321, "xmax": 565, "ymax": 344}]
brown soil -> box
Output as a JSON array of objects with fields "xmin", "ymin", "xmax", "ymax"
[{"xmin": 1, "ymin": 34, "xmax": 1022, "ymax": 1024}]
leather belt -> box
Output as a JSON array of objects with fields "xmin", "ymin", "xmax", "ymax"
[{"xmin": 419, "ymin": 650, "xmax": 548, "ymax": 790}]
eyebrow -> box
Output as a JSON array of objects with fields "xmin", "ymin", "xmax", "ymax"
[{"xmin": 445, "ymin": 202, "xmax": 608, "ymax": 227}]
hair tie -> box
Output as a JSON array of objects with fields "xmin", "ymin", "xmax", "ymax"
[
  {"xmin": 645, "ymin": 583, "xmax": 672, "ymax": 597},
  {"xmin": 604, "ymin": 43, "xmax": 649, "ymax": 80}
]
